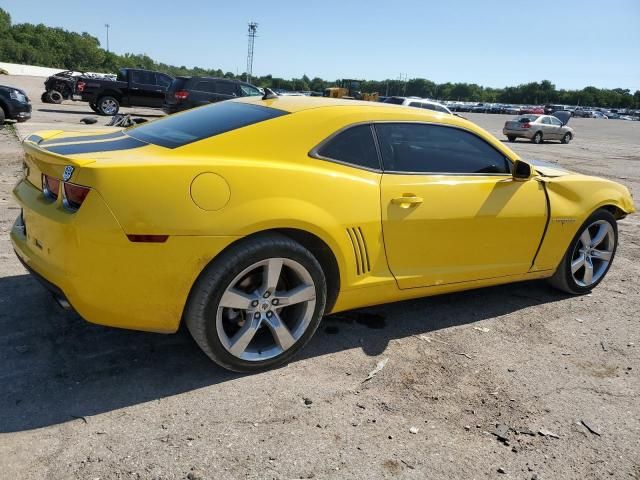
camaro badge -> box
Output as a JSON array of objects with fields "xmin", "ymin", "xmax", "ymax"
[{"xmin": 63, "ymin": 165, "xmax": 74, "ymax": 181}]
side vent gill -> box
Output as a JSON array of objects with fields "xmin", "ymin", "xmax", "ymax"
[{"xmin": 346, "ymin": 227, "xmax": 371, "ymax": 276}]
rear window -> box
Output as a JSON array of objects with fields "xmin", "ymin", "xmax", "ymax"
[
  {"xmin": 127, "ymin": 101, "xmax": 288, "ymax": 148},
  {"xmin": 516, "ymin": 115, "xmax": 539, "ymax": 122},
  {"xmin": 168, "ymin": 77, "xmax": 188, "ymax": 92},
  {"xmin": 383, "ymin": 97, "xmax": 405, "ymax": 105}
]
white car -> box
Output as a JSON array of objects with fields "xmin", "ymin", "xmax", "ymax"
[{"xmin": 382, "ymin": 96, "xmax": 452, "ymax": 114}]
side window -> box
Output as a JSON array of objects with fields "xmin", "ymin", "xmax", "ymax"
[
  {"xmin": 131, "ymin": 71, "xmax": 155, "ymax": 85},
  {"xmin": 315, "ymin": 125, "xmax": 380, "ymax": 171},
  {"xmin": 408, "ymin": 102, "xmax": 422, "ymax": 108},
  {"xmin": 216, "ymin": 81, "xmax": 238, "ymax": 96},
  {"xmin": 194, "ymin": 80, "xmax": 216, "ymax": 93},
  {"xmin": 156, "ymin": 74, "xmax": 172, "ymax": 88},
  {"xmin": 240, "ymin": 84, "xmax": 262, "ymax": 96},
  {"xmin": 375, "ymin": 123, "xmax": 510, "ymax": 174},
  {"xmin": 541, "ymin": 117, "xmax": 551, "ymax": 125},
  {"xmin": 549, "ymin": 117, "xmax": 562, "ymax": 126},
  {"xmin": 422, "ymin": 104, "xmax": 437, "ymax": 111}
]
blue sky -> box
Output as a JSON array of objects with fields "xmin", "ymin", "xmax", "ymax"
[{"xmin": 2, "ymin": 0, "xmax": 639, "ymax": 90}]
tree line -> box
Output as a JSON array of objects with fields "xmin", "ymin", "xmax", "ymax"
[{"xmin": 1, "ymin": 8, "xmax": 638, "ymax": 108}]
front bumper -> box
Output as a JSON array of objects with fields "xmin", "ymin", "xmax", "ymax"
[
  {"xmin": 7, "ymin": 101, "xmax": 32, "ymax": 120},
  {"xmin": 11, "ymin": 179, "xmax": 238, "ymax": 333}
]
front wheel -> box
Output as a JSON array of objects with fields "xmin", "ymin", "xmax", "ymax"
[
  {"xmin": 48, "ymin": 90, "xmax": 63, "ymax": 104},
  {"xmin": 185, "ymin": 233, "xmax": 327, "ymax": 372},
  {"xmin": 561, "ymin": 132, "xmax": 572, "ymax": 144},
  {"xmin": 548, "ymin": 209, "xmax": 618, "ymax": 294}
]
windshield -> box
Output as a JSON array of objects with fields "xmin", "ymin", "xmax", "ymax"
[{"xmin": 127, "ymin": 101, "xmax": 288, "ymax": 148}]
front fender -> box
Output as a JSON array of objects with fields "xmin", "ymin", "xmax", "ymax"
[{"xmin": 533, "ymin": 175, "xmax": 635, "ymax": 271}]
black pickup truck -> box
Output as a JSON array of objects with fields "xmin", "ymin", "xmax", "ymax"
[{"xmin": 76, "ymin": 68, "xmax": 174, "ymax": 115}]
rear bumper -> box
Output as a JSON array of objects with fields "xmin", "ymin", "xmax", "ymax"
[
  {"xmin": 11, "ymin": 178, "xmax": 238, "ymax": 333},
  {"xmin": 503, "ymin": 128, "xmax": 534, "ymax": 139},
  {"xmin": 162, "ymin": 103, "xmax": 183, "ymax": 114}
]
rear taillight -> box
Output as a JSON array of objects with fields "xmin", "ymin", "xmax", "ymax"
[
  {"xmin": 63, "ymin": 183, "xmax": 90, "ymax": 210},
  {"xmin": 174, "ymin": 90, "xmax": 189, "ymax": 101},
  {"xmin": 76, "ymin": 81, "xmax": 86, "ymax": 92},
  {"xmin": 42, "ymin": 174, "xmax": 60, "ymax": 200},
  {"xmin": 522, "ymin": 123, "xmax": 531, "ymax": 128}
]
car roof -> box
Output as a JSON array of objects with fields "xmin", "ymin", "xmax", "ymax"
[{"xmin": 235, "ymin": 95, "xmax": 452, "ymax": 115}]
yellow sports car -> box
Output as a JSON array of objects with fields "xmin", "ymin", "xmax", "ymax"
[{"xmin": 11, "ymin": 96, "xmax": 635, "ymax": 372}]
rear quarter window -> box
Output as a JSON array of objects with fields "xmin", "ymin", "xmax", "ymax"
[{"xmin": 126, "ymin": 101, "xmax": 288, "ymax": 148}]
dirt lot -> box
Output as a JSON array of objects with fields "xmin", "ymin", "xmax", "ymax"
[{"xmin": 1, "ymin": 75, "xmax": 639, "ymax": 480}]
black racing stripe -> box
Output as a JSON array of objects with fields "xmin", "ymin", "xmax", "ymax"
[
  {"xmin": 26, "ymin": 134, "xmax": 43, "ymax": 144},
  {"xmin": 43, "ymin": 137, "xmax": 147, "ymax": 155},
  {"xmin": 41, "ymin": 131, "xmax": 125, "ymax": 146}
]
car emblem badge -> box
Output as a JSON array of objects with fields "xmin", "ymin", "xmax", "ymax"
[{"xmin": 63, "ymin": 166, "xmax": 74, "ymax": 182}]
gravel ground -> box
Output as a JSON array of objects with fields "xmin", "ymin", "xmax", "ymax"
[{"xmin": 0, "ymin": 75, "xmax": 639, "ymax": 480}]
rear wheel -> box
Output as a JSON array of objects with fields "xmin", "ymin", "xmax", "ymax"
[
  {"xmin": 48, "ymin": 90, "xmax": 63, "ymax": 104},
  {"xmin": 561, "ymin": 132, "xmax": 572, "ymax": 144},
  {"xmin": 185, "ymin": 233, "xmax": 327, "ymax": 372},
  {"xmin": 0, "ymin": 107, "xmax": 5, "ymax": 125},
  {"xmin": 531, "ymin": 131, "xmax": 543, "ymax": 144},
  {"xmin": 507, "ymin": 136, "xmax": 516, "ymax": 143},
  {"xmin": 548, "ymin": 209, "xmax": 617, "ymax": 294},
  {"xmin": 97, "ymin": 96, "xmax": 120, "ymax": 116}
]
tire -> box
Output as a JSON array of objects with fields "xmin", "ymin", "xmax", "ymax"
[
  {"xmin": 561, "ymin": 132, "xmax": 572, "ymax": 144},
  {"xmin": 548, "ymin": 209, "xmax": 618, "ymax": 295},
  {"xmin": 89, "ymin": 103, "xmax": 99, "ymax": 113},
  {"xmin": 48, "ymin": 90, "xmax": 63, "ymax": 104},
  {"xmin": 185, "ymin": 232, "xmax": 327, "ymax": 372},
  {"xmin": 96, "ymin": 96, "xmax": 120, "ymax": 116},
  {"xmin": 41, "ymin": 92, "xmax": 51, "ymax": 103},
  {"xmin": 507, "ymin": 136, "xmax": 516, "ymax": 143},
  {"xmin": 531, "ymin": 131, "xmax": 543, "ymax": 144},
  {"xmin": 0, "ymin": 107, "xmax": 5, "ymax": 125}
]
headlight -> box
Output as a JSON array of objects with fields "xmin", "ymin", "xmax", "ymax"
[{"xmin": 10, "ymin": 90, "xmax": 27, "ymax": 103}]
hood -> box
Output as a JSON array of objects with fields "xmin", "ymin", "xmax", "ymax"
[
  {"xmin": 527, "ymin": 159, "xmax": 572, "ymax": 177},
  {"xmin": 552, "ymin": 110, "xmax": 571, "ymax": 125}
]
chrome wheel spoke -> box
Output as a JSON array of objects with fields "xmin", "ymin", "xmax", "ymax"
[
  {"xmin": 579, "ymin": 229, "xmax": 592, "ymax": 248},
  {"xmin": 228, "ymin": 317, "xmax": 260, "ymax": 356},
  {"xmin": 277, "ymin": 284, "xmax": 315, "ymax": 306},
  {"xmin": 264, "ymin": 313, "xmax": 296, "ymax": 351},
  {"xmin": 590, "ymin": 223, "xmax": 612, "ymax": 248},
  {"xmin": 571, "ymin": 253, "xmax": 585, "ymax": 274},
  {"xmin": 220, "ymin": 288, "xmax": 254, "ymax": 309},
  {"xmin": 591, "ymin": 249, "xmax": 612, "ymax": 262},
  {"xmin": 583, "ymin": 257, "xmax": 594, "ymax": 284},
  {"xmin": 263, "ymin": 258, "xmax": 284, "ymax": 293}
]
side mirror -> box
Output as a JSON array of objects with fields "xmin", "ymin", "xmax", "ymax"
[{"xmin": 512, "ymin": 160, "xmax": 532, "ymax": 180}]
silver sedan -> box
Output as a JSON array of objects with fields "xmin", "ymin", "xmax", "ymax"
[{"xmin": 503, "ymin": 111, "xmax": 574, "ymax": 144}]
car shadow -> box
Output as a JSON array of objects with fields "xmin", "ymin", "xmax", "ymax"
[
  {"xmin": 37, "ymin": 108, "xmax": 164, "ymax": 118},
  {"xmin": 0, "ymin": 272, "xmax": 569, "ymax": 433}
]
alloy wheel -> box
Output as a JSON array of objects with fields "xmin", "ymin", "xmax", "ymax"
[
  {"xmin": 570, "ymin": 220, "xmax": 615, "ymax": 287},
  {"xmin": 101, "ymin": 99, "xmax": 118, "ymax": 115},
  {"xmin": 215, "ymin": 258, "xmax": 316, "ymax": 361}
]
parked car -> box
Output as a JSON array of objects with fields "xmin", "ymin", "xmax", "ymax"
[
  {"xmin": 592, "ymin": 111, "xmax": 608, "ymax": 119},
  {"xmin": 41, "ymin": 70, "xmax": 117, "ymax": 104},
  {"xmin": 163, "ymin": 76, "xmax": 262, "ymax": 114},
  {"xmin": 520, "ymin": 105, "xmax": 544, "ymax": 115},
  {"xmin": 503, "ymin": 105, "xmax": 521, "ymax": 115},
  {"xmin": 503, "ymin": 111, "xmax": 573, "ymax": 144},
  {"xmin": 383, "ymin": 96, "xmax": 452, "ymax": 114},
  {"xmin": 544, "ymin": 104, "xmax": 566, "ymax": 115},
  {"xmin": 75, "ymin": 68, "xmax": 174, "ymax": 115},
  {"xmin": 0, "ymin": 84, "xmax": 31, "ymax": 124},
  {"xmin": 12, "ymin": 97, "xmax": 634, "ymax": 371}
]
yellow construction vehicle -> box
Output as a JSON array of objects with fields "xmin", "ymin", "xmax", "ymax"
[{"xmin": 323, "ymin": 79, "xmax": 379, "ymax": 102}]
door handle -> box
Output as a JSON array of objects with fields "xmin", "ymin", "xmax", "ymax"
[{"xmin": 391, "ymin": 195, "xmax": 423, "ymax": 206}]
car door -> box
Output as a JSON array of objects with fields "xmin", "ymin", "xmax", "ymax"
[
  {"xmin": 191, "ymin": 79, "xmax": 218, "ymax": 106},
  {"xmin": 215, "ymin": 80, "xmax": 239, "ymax": 102},
  {"xmin": 547, "ymin": 115, "xmax": 564, "ymax": 139},
  {"xmin": 377, "ymin": 123, "xmax": 548, "ymax": 289},
  {"xmin": 129, "ymin": 70, "xmax": 158, "ymax": 107},
  {"xmin": 152, "ymin": 73, "xmax": 173, "ymax": 107}
]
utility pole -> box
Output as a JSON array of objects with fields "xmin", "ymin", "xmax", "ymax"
[
  {"xmin": 246, "ymin": 22, "xmax": 258, "ymax": 84},
  {"xmin": 105, "ymin": 23, "xmax": 110, "ymax": 52}
]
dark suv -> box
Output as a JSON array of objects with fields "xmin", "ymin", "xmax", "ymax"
[
  {"xmin": 163, "ymin": 77, "xmax": 262, "ymax": 113},
  {"xmin": 0, "ymin": 85, "xmax": 31, "ymax": 124}
]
